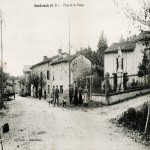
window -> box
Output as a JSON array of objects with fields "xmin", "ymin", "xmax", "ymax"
[
  {"xmin": 116, "ymin": 58, "xmax": 118, "ymax": 71},
  {"xmin": 47, "ymin": 70, "xmax": 50, "ymax": 80},
  {"xmin": 121, "ymin": 58, "xmax": 124, "ymax": 70}
]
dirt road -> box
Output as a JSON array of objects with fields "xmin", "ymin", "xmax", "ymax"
[{"xmin": 0, "ymin": 94, "xmax": 150, "ymax": 150}]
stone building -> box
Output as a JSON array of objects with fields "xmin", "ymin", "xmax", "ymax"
[
  {"xmin": 30, "ymin": 49, "xmax": 69, "ymax": 98},
  {"xmin": 30, "ymin": 49, "xmax": 92, "ymax": 98},
  {"xmin": 104, "ymin": 31, "xmax": 150, "ymax": 77},
  {"xmin": 71, "ymin": 54, "xmax": 92, "ymax": 86}
]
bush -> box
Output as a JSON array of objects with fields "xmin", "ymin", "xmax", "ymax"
[{"xmin": 118, "ymin": 103, "xmax": 149, "ymax": 133}]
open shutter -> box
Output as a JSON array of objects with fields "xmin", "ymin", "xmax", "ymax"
[
  {"xmin": 116, "ymin": 58, "xmax": 118, "ymax": 71},
  {"xmin": 121, "ymin": 58, "xmax": 124, "ymax": 70}
]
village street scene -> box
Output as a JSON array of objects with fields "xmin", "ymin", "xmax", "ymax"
[{"xmin": 0, "ymin": 0, "xmax": 150, "ymax": 149}]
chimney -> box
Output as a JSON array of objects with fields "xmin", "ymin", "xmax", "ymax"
[
  {"xmin": 43, "ymin": 56, "xmax": 48, "ymax": 60},
  {"xmin": 58, "ymin": 49, "xmax": 62, "ymax": 58}
]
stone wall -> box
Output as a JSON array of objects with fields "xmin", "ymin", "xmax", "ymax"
[{"xmin": 92, "ymin": 88, "xmax": 150, "ymax": 105}]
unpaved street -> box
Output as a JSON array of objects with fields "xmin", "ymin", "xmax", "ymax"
[{"xmin": 0, "ymin": 94, "xmax": 150, "ymax": 150}]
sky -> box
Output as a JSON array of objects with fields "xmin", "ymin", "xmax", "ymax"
[{"xmin": 0, "ymin": 0, "xmax": 141, "ymax": 76}]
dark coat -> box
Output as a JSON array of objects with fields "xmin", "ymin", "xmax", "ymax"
[
  {"xmin": 55, "ymin": 88, "xmax": 59, "ymax": 98},
  {"xmin": 69, "ymin": 87, "xmax": 74, "ymax": 97}
]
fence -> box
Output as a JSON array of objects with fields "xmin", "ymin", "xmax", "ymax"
[
  {"xmin": 91, "ymin": 73, "xmax": 150, "ymax": 95},
  {"xmin": 111, "ymin": 74, "xmax": 150, "ymax": 93}
]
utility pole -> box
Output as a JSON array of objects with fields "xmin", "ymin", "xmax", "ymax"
[
  {"xmin": 0, "ymin": 11, "xmax": 3, "ymax": 108},
  {"xmin": 69, "ymin": 19, "xmax": 71, "ymax": 85}
]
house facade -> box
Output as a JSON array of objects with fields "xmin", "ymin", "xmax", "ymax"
[
  {"xmin": 30, "ymin": 49, "xmax": 92, "ymax": 99},
  {"xmin": 104, "ymin": 32, "xmax": 150, "ymax": 77},
  {"xmin": 30, "ymin": 49, "xmax": 70, "ymax": 98},
  {"xmin": 71, "ymin": 54, "xmax": 92, "ymax": 86}
]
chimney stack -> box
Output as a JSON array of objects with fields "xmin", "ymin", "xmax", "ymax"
[
  {"xmin": 43, "ymin": 56, "xmax": 48, "ymax": 60},
  {"xmin": 58, "ymin": 49, "xmax": 62, "ymax": 58}
]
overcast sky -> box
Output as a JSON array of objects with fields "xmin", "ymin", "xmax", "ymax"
[{"xmin": 0, "ymin": 0, "xmax": 140, "ymax": 76}]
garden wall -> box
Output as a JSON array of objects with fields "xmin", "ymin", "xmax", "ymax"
[{"xmin": 92, "ymin": 88, "xmax": 150, "ymax": 105}]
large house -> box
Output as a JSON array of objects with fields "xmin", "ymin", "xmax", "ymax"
[
  {"xmin": 104, "ymin": 31, "xmax": 150, "ymax": 77},
  {"xmin": 30, "ymin": 49, "xmax": 92, "ymax": 98}
]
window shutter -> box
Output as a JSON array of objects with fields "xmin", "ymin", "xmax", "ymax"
[
  {"xmin": 122, "ymin": 58, "xmax": 124, "ymax": 70},
  {"xmin": 116, "ymin": 58, "xmax": 118, "ymax": 71},
  {"xmin": 47, "ymin": 71, "xmax": 50, "ymax": 80}
]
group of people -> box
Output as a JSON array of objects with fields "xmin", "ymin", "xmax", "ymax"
[
  {"xmin": 38, "ymin": 88, "xmax": 47, "ymax": 100},
  {"xmin": 69, "ymin": 84, "xmax": 88, "ymax": 106},
  {"xmin": 39, "ymin": 84, "xmax": 89, "ymax": 107}
]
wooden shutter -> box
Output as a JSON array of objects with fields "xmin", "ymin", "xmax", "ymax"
[
  {"xmin": 121, "ymin": 58, "xmax": 124, "ymax": 70},
  {"xmin": 116, "ymin": 58, "xmax": 118, "ymax": 71}
]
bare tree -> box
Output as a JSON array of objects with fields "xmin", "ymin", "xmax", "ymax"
[{"xmin": 114, "ymin": 0, "xmax": 150, "ymax": 30}]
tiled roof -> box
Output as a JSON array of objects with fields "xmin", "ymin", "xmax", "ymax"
[
  {"xmin": 50, "ymin": 57, "xmax": 69, "ymax": 65},
  {"xmin": 30, "ymin": 52, "xmax": 69, "ymax": 68},
  {"xmin": 70, "ymin": 53, "xmax": 94, "ymax": 63},
  {"xmin": 30, "ymin": 56, "xmax": 58, "ymax": 69},
  {"xmin": 105, "ymin": 42, "xmax": 135, "ymax": 54},
  {"xmin": 50, "ymin": 53, "xmax": 93, "ymax": 65}
]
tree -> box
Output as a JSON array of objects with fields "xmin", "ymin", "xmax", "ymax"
[
  {"xmin": 0, "ymin": 69, "xmax": 9, "ymax": 107},
  {"xmin": 30, "ymin": 73, "xmax": 40, "ymax": 98},
  {"xmin": 30, "ymin": 73, "xmax": 46, "ymax": 98},
  {"xmin": 138, "ymin": 52, "xmax": 149, "ymax": 85},
  {"xmin": 97, "ymin": 31, "xmax": 108, "ymax": 68},
  {"xmin": 126, "ymin": 34, "xmax": 137, "ymax": 42},
  {"xmin": 114, "ymin": 0, "xmax": 150, "ymax": 30}
]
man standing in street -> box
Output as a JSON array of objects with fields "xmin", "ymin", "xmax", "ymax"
[
  {"xmin": 44, "ymin": 89, "xmax": 47, "ymax": 100},
  {"xmin": 69, "ymin": 84, "xmax": 74, "ymax": 105},
  {"xmin": 39, "ymin": 88, "xmax": 42, "ymax": 100},
  {"xmin": 54, "ymin": 85, "xmax": 59, "ymax": 107}
]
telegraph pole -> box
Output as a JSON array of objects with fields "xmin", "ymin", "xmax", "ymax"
[
  {"xmin": 69, "ymin": 19, "xmax": 71, "ymax": 85},
  {"xmin": 0, "ymin": 11, "xmax": 3, "ymax": 108}
]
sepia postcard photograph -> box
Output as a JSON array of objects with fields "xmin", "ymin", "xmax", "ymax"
[{"xmin": 0, "ymin": 0, "xmax": 150, "ymax": 149}]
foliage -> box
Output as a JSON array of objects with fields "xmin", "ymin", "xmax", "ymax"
[
  {"xmin": 118, "ymin": 103, "xmax": 148, "ymax": 133},
  {"xmin": 147, "ymin": 63, "xmax": 150, "ymax": 84},
  {"xmin": 29, "ymin": 73, "xmax": 39, "ymax": 97},
  {"xmin": 97, "ymin": 31, "xmax": 108, "ymax": 68},
  {"xmin": 0, "ymin": 69, "xmax": 9, "ymax": 83},
  {"xmin": 114, "ymin": 0, "xmax": 150, "ymax": 30},
  {"xmin": 29, "ymin": 73, "xmax": 46, "ymax": 97},
  {"xmin": 30, "ymin": 73, "xmax": 39, "ymax": 88},
  {"xmin": 19, "ymin": 77, "xmax": 26, "ymax": 85},
  {"xmin": 39, "ymin": 74, "xmax": 46, "ymax": 88},
  {"xmin": 119, "ymin": 34, "xmax": 137, "ymax": 43},
  {"xmin": 77, "ymin": 46, "xmax": 97, "ymax": 64},
  {"xmin": 138, "ymin": 52, "xmax": 149, "ymax": 77},
  {"xmin": 78, "ymin": 31, "xmax": 108, "ymax": 71}
]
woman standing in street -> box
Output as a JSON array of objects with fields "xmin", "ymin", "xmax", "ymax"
[
  {"xmin": 78, "ymin": 86, "xmax": 83, "ymax": 105},
  {"xmin": 69, "ymin": 84, "xmax": 74, "ymax": 105},
  {"xmin": 84, "ymin": 86, "xmax": 88, "ymax": 105},
  {"xmin": 73, "ymin": 86, "xmax": 78, "ymax": 106}
]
